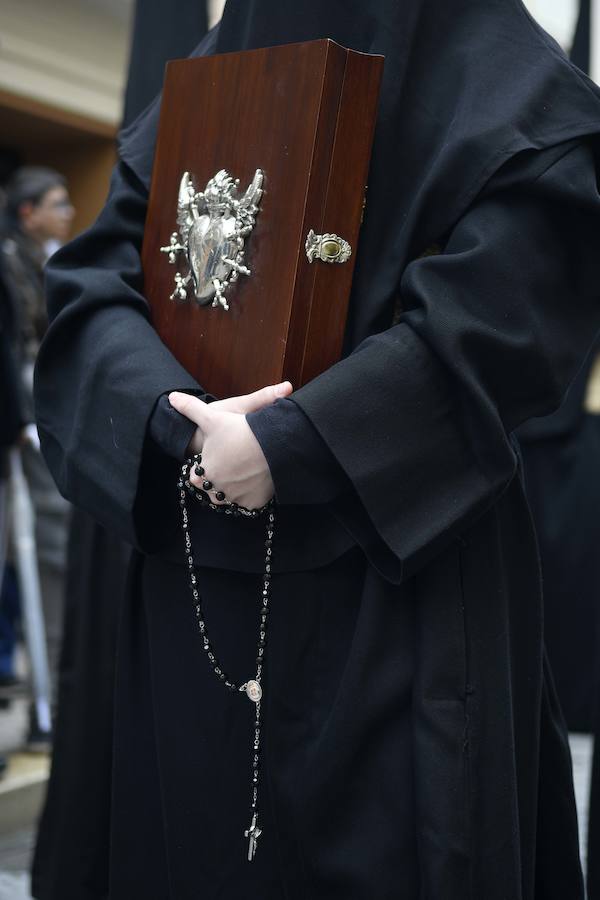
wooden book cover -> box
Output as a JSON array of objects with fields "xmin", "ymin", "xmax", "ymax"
[{"xmin": 142, "ymin": 39, "xmax": 383, "ymax": 398}]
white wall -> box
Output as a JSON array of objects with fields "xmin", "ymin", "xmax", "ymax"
[
  {"xmin": 592, "ymin": 0, "xmax": 600, "ymax": 82},
  {"xmin": 208, "ymin": 0, "xmax": 226, "ymax": 29},
  {"xmin": 524, "ymin": 0, "xmax": 600, "ymax": 85},
  {"xmin": 522, "ymin": 0, "xmax": 579, "ymax": 49}
]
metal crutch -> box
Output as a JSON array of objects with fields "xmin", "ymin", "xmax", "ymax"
[{"xmin": 8, "ymin": 447, "xmax": 52, "ymax": 735}]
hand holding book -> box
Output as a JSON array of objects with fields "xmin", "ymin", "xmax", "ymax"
[{"xmin": 169, "ymin": 380, "xmax": 292, "ymax": 509}]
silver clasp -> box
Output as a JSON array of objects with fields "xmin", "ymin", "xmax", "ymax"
[{"xmin": 305, "ymin": 229, "xmax": 352, "ymax": 264}]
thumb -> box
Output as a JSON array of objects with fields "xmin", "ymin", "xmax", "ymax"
[
  {"xmin": 168, "ymin": 392, "xmax": 213, "ymax": 429},
  {"xmin": 228, "ymin": 381, "xmax": 293, "ymax": 414}
]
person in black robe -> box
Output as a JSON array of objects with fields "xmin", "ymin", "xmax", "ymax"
[{"xmin": 33, "ymin": 2, "xmax": 600, "ymax": 897}]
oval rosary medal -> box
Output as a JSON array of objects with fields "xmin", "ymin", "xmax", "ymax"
[{"xmin": 245, "ymin": 680, "xmax": 263, "ymax": 703}]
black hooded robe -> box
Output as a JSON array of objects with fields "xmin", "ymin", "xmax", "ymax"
[{"xmin": 33, "ymin": 3, "xmax": 600, "ymax": 898}]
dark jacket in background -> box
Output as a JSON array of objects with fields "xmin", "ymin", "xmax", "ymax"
[{"xmin": 0, "ymin": 259, "xmax": 27, "ymax": 451}]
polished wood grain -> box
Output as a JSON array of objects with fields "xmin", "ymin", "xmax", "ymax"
[{"xmin": 142, "ymin": 39, "xmax": 383, "ymax": 397}]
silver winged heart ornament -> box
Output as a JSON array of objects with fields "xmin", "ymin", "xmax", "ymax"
[{"xmin": 160, "ymin": 168, "xmax": 264, "ymax": 311}]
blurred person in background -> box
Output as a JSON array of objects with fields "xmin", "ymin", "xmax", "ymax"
[{"xmin": 0, "ymin": 167, "xmax": 74, "ymax": 749}]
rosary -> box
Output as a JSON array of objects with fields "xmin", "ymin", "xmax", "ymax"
[{"xmin": 178, "ymin": 453, "xmax": 275, "ymax": 862}]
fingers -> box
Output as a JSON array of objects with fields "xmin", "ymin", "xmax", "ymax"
[
  {"xmin": 168, "ymin": 392, "xmax": 214, "ymax": 428},
  {"xmin": 218, "ymin": 381, "xmax": 293, "ymax": 414},
  {"xmin": 170, "ymin": 381, "xmax": 292, "ymax": 441}
]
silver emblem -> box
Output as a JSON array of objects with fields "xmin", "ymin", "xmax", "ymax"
[
  {"xmin": 305, "ymin": 229, "xmax": 351, "ymax": 264},
  {"xmin": 160, "ymin": 168, "xmax": 264, "ymax": 311}
]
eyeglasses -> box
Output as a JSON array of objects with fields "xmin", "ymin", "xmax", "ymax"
[{"xmin": 42, "ymin": 199, "xmax": 74, "ymax": 211}]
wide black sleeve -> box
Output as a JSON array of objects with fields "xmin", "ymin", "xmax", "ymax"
[
  {"xmin": 251, "ymin": 140, "xmax": 600, "ymax": 580},
  {"xmin": 246, "ymin": 398, "xmax": 349, "ymax": 504},
  {"xmin": 149, "ymin": 394, "xmax": 198, "ymax": 461},
  {"xmin": 34, "ymin": 162, "xmax": 210, "ymax": 550}
]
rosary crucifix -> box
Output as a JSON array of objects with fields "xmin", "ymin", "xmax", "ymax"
[{"xmin": 245, "ymin": 812, "xmax": 262, "ymax": 861}]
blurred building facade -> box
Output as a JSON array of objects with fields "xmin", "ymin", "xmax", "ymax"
[
  {"xmin": 0, "ymin": 0, "xmax": 133, "ymax": 233},
  {"xmin": 0, "ymin": 0, "xmax": 227, "ymax": 233}
]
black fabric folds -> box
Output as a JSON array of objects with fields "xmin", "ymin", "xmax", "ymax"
[
  {"xmin": 118, "ymin": 25, "xmax": 219, "ymax": 187},
  {"xmin": 122, "ymin": 0, "xmax": 208, "ymax": 127},
  {"xmin": 292, "ymin": 139, "xmax": 600, "ymax": 577}
]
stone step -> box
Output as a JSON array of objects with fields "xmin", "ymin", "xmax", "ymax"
[{"xmin": 0, "ymin": 754, "xmax": 49, "ymax": 837}]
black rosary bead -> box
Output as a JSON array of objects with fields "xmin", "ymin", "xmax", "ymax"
[
  {"xmin": 216, "ymin": 491, "xmax": 226, "ymax": 502},
  {"xmin": 203, "ymin": 480, "xmax": 213, "ymax": 491},
  {"xmin": 194, "ymin": 465, "xmax": 205, "ymax": 477}
]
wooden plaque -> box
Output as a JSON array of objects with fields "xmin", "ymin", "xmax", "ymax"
[{"xmin": 142, "ymin": 39, "xmax": 383, "ymax": 398}]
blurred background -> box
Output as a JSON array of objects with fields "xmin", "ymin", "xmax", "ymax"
[
  {"xmin": 0, "ymin": 0, "xmax": 226, "ymax": 234},
  {"xmin": 0, "ymin": 1, "xmax": 598, "ymax": 898}
]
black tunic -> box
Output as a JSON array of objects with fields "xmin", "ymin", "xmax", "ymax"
[{"xmin": 33, "ymin": 6, "xmax": 600, "ymax": 898}]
